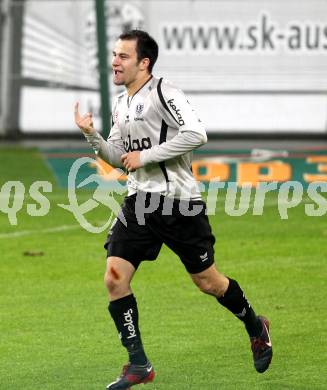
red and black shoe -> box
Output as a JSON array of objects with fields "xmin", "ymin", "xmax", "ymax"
[
  {"xmin": 106, "ymin": 361, "xmax": 155, "ymax": 389},
  {"xmin": 251, "ymin": 316, "xmax": 273, "ymax": 373}
]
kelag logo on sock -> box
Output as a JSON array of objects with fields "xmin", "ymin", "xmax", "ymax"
[{"xmin": 124, "ymin": 309, "xmax": 136, "ymax": 339}]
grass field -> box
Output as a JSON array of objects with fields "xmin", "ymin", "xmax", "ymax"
[{"xmin": 0, "ymin": 147, "xmax": 326, "ymax": 389}]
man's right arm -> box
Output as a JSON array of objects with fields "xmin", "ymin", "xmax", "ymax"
[
  {"xmin": 74, "ymin": 102, "xmax": 125, "ymax": 168},
  {"xmin": 84, "ymin": 129, "xmax": 125, "ymax": 168}
]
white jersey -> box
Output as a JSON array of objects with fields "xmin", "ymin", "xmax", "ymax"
[{"xmin": 85, "ymin": 76, "xmax": 207, "ymax": 200}]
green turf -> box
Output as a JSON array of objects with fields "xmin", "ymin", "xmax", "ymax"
[{"xmin": 0, "ymin": 147, "xmax": 326, "ymax": 389}]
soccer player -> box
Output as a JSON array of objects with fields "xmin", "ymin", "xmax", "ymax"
[{"xmin": 75, "ymin": 30, "xmax": 272, "ymax": 389}]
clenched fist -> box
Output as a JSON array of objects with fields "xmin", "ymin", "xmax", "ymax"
[
  {"xmin": 74, "ymin": 102, "xmax": 95, "ymax": 135},
  {"xmin": 121, "ymin": 151, "xmax": 142, "ymax": 172}
]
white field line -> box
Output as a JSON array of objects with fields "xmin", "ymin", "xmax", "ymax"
[{"xmin": 0, "ymin": 224, "xmax": 81, "ymax": 239}]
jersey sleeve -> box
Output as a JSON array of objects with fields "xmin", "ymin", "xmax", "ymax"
[
  {"xmin": 84, "ymin": 100, "xmax": 125, "ymax": 168},
  {"xmin": 140, "ymin": 79, "xmax": 207, "ymax": 165}
]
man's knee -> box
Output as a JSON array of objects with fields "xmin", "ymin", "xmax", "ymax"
[
  {"xmin": 191, "ymin": 266, "xmax": 229, "ymax": 297},
  {"xmin": 104, "ymin": 265, "xmax": 124, "ymax": 293},
  {"xmin": 104, "ymin": 256, "xmax": 134, "ymax": 295}
]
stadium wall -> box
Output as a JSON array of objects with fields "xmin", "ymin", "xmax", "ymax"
[{"xmin": 1, "ymin": 0, "xmax": 327, "ymax": 136}]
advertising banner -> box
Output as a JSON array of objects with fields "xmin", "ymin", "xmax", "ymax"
[
  {"xmin": 144, "ymin": 0, "xmax": 327, "ymax": 133},
  {"xmin": 145, "ymin": 0, "xmax": 327, "ymax": 92},
  {"xmin": 17, "ymin": 0, "xmax": 327, "ymax": 134},
  {"xmin": 44, "ymin": 146, "xmax": 327, "ymax": 189}
]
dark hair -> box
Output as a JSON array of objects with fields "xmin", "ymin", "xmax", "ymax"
[{"xmin": 118, "ymin": 29, "xmax": 159, "ymax": 73}]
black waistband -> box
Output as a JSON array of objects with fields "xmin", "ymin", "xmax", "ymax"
[{"xmin": 127, "ymin": 191, "xmax": 205, "ymax": 214}]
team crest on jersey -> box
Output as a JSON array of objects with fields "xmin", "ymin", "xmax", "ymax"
[{"xmin": 135, "ymin": 103, "xmax": 144, "ymax": 116}]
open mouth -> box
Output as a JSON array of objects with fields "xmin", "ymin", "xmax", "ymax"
[{"xmin": 114, "ymin": 70, "xmax": 123, "ymax": 75}]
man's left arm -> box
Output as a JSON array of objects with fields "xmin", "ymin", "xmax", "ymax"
[{"xmin": 121, "ymin": 85, "xmax": 207, "ymax": 170}]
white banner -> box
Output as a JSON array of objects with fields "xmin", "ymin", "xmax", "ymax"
[
  {"xmin": 145, "ymin": 0, "xmax": 327, "ymax": 92},
  {"xmin": 18, "ymin": 0, "xmax": 327, "ymax": 133}
]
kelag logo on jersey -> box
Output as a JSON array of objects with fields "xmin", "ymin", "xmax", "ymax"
[
  {"xmin": 124, "ymin": 134, "xmax": 152, "ymax": 152},
  {"xmin": 167, "ymin": 99, "xmax": 185, "ymax": 126}
]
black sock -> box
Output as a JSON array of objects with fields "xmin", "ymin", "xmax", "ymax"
[
  {"xmin": 108, "ymin": 294, "xmax": 148, "ymax": 365},
  {"xmin": 217, "ymin": 278, "xmax": 262, "ymax": 337}
]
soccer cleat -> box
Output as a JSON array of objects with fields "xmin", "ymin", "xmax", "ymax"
[
  {"xmin": 106, "ymin": 361, "xmax": 155, "ymax": 389},
  {"xmin": 250, "ymin": 316, "xmax": 273, "ymax": 373}
]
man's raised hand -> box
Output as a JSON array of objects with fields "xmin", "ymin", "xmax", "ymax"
[{"xmin": 74, "ymin": 102, "xmax": 95, "ymax": 135}]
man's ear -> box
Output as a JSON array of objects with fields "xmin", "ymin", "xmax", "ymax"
[{"xmin": 140, "ymin": 58, "xmax": 150, "ymax": 71}]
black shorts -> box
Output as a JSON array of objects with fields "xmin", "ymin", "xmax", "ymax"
[{"xmin": 104, "ymin": 192, "xmax": 215, "ymax": 274}]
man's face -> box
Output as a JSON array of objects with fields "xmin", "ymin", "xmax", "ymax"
[{"xmin": 112, "ymin": 39, "xmax": 144, "ymax": 87}]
